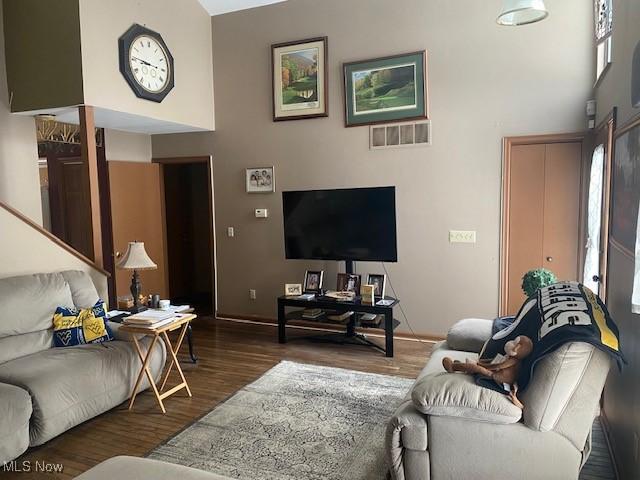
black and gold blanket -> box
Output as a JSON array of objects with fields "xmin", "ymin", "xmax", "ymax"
[{"xmin": 479, "ymin": 282, "xmax": 625, "ymax": 392}]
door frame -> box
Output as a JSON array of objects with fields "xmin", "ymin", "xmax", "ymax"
[
  {"xmin": 591, "ymin": 108, "xmax": 617, "ymax": 301},
  {"xmin": 499, "ymin": 132, "xmax": 587, "ymax": 315},
  {"xmin": 152, "ymin": 156, "xmax": 217, "ymax": 313}
]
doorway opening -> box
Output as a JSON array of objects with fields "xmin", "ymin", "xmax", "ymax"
[{"xmin": 158, "ymin": 158, "xmax": 215, "ymax": 314}]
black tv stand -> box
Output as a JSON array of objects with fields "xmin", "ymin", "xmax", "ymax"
[
  {"xmin": 305, "ymin": 327, "xmax": 387, "ymax": 355},
  {"xmin": 277, "ymin": 294, "xmax": 400, "ymax": 357}
]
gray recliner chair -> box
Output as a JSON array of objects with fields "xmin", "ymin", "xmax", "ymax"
[{"xmin": 385, "ymin": 318, "xmax": 611, "ymax": 480}]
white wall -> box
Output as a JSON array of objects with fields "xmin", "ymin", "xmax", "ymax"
[
  {"xmin": 0, "ymin": 206, "xmax": 108, "ymax": 300},
  {"xmin": 105, "ymin": 129, "xmax": 152, "ymax": 162},
  {"xmin": 0, "ymin": 2, "xmax": 42, "ymax": 224},
  {"xmin": 153, "ymin": 0, "xmax": 594, "ymax": 335},
  {"xmin": 78, "ymin": 0, "xmax": 215, "ymax": 131}
]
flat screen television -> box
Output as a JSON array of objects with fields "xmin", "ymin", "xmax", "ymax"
[{"xmin": 282, "ymin": 186, "xmax": 397, "ymax": 263}]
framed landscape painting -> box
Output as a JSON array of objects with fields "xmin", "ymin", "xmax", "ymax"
[
  {"xmin": 272, "ymin": 37, "xmax": 328, "ymax": 121},
  {"xmin": 343, "ymin": 51, "xmax": 428, "ymax": 127}
]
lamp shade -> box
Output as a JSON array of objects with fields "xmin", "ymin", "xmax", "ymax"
[
  {"xmin": 116, "ymin": 242, "xmax": 157, "ymax": 270},
  {"xmin": 497, "ymin": 0, "xmax": 548, "ymax": 26}
]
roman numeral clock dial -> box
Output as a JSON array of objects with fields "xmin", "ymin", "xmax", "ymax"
[{"xmin": 118, "ymin": 24, "xmax": 174, "ymax": 102}]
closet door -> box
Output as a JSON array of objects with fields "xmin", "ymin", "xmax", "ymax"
[
  {"xmin": 503, "ymin": 138, "xmax": 583, "ymax": 315},
  {"xmin": 542, "ymin": 143, "xmax": 582, "ymax": 285},
  {"xmin": 506, "ymin": 144, "xmax": 546, "ymax": 314}
]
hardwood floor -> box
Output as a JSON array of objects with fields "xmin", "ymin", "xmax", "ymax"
[{"xmin": 6, "ymin": 318, "xmax": 433, "ymax": 479}]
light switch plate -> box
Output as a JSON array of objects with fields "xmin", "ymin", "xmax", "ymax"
[
  {"xmin": 449, "ymin": 230, "xmax": 476, "ymax": 243},
  {"xmin": 255, "ymin": 208, "xmax": 268, "ymax": 218}
]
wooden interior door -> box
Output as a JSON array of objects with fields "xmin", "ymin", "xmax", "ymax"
[
  {"xmin": 47, "ymin": 154, "xmax": 94, "ymax": 260},
  {"xmin": 505, "ymin": 144, "xmax": 545, "ymax": 313},
  {"xmin": 503, "ymin": 137, "xmax": 583, "ymax": 314},
  {"xmin": 542, "ymin": 143, "xmax": 582, "ymax": 280},
  {"xmin": 108, "ymin": 161, "xmax": 168, "ymax": 300},
  {"xmin": 40, "ymin": 141, "xmax": 94, "ymax": 260}
]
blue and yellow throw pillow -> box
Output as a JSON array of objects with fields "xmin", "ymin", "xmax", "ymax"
[{"xmin": 52, "ymin": 301, "xmax": 113, "ymax": 347}]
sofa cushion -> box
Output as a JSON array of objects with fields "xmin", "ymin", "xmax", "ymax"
[
  {"xmin": 411, "ymin": 372, "xmax": 522, "ymax": 424},
  {"xmin": 406, "ymin": 346, "xmax": 478, "ymax": 402},
  {"xmin": 446, "ymin": 318, "xmax": 493, "ymax": 353},
  {"xmin": 419, "ymin": 345, "xmax": 478, "ymax": 379},
  {"xmin": 0, "ymin": 382, "xmax": 31, "ymax": 463},
  {"xmin": 0, "ymin": 339, "xmax": 165, "ymax": 446},
  {"xmin": 0, "ymin": 330, "xmax": 52, "ymax": 366},
  {"xmin": 75, "ymin": 456, "xmax": 232, "ymax": 480},
  {"xmin": 61, "ymin": 270, "xmax": 101, "ymax": 309},
  {"xmin": 0, "ymin": 272, "xmax": 73, "ymax": 338}
]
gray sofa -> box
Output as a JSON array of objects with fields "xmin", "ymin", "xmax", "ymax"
[
  {"xmin": 386, "ymin": 318, "xmax": 611, "ymax": 480},
  {"xmin": 0, "ymin": 271, "xmax": 166, "ymax": 463}
]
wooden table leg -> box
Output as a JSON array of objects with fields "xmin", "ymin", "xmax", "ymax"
[
  {"xmin": 159, "ymin": 323, "xmax": 192, "ymax": 398},
  {"xmin": 186, "ymin": 325, "xmax": 198, "ymax": 363},
  {"xmin": 128, "ymin": 334, "xmax": 166, "ymax": 413}
]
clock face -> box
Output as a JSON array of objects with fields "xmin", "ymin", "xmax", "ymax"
[
  {"xmin": 128, "ymin": 35, "xmax": 170, "ymax": 93},
  {"xmin": 119, "ymin": 24, "xmax": 174, "ymax": 102}
]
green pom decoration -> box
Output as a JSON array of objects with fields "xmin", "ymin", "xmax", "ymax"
[{"xmin": 521, "ymin": 268, "xmax": 557, "ymax": 298}]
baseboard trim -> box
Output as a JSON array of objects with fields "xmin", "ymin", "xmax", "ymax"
[
  {"xmin": 215, "ymin": 312, "xmax": 444, "ymax": 343},
  {"xmin": 599, "ymin": 410, "xmax": 620, "ymax": 480}
]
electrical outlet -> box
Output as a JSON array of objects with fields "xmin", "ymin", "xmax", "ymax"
[
  {"xmin": 227, "ymin": 227, "xmax": 234, "ymax": 238},
  {"xmin": 449, "ymin": 230, "xmax": 476, "ymax": 243},
  {"xmin": 249, "ymin": 289, "xmax": 256, "ymax": 300},
  {"xmin": 255, "ymin": 208, "xmax": 268, "ymax": 218}
]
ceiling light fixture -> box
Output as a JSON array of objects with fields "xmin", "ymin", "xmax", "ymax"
[{"xmin": 497, "ymin": 0, "xmax": 548, "ymax": 26}]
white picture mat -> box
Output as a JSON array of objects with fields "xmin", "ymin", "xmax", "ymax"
[
  {"xmin": 246, "ymin": 166, "xmax": 275, "ymax": 193},
  {"xmin": 351, "ymin": 62, "xmax": 417, "ymax": 116},
  {"xmin": 273, "ymin": 40, "xmax": 326, "ymax": 118}
]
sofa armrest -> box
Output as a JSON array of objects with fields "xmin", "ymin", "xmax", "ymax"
[
  {"xmin": 385, "ymin": 400, "xmax": 430, "ymax": 480},
  {"xmin": 446, "ymin": 318, "xmax": 493, "ymax": 353},
  {"xmin": 107, "ymin": 321, "xmax": 133, "ymax": 342}
]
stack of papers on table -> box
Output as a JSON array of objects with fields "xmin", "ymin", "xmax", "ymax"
[
  {"xmin": 158, "ymin": 305, "xmax": 191, "ymax": 313},
  {"xmin": 124, "ymin": 310, "xmax": 176, "ymax": 328}
]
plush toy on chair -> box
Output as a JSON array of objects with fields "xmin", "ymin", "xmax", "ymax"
[{"xmin": 442, "ymin": 335, "xmax": 534, "ymax": 408}]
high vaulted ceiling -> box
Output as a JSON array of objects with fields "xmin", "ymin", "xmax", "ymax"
[{"xmin": 197, "ymin": 0, "xmax": 286, "ymax": 16}]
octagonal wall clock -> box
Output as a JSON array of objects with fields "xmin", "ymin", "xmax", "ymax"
[{"xmin": 118, "ymin": 24, "xmax": 175, "ymax": 102}]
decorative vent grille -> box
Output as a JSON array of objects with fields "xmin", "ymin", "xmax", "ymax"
[{"xmin": 370, "ymin": 120, "xmax": 431, "ymax": 150}]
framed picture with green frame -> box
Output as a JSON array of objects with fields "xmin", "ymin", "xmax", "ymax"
[{"xmin": 343, "ymin": 51, "xmax": 429, "ymax": 127}]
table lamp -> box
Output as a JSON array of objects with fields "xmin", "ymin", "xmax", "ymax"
[{"xmin": 116, "ymin": 241, "xmax": 157, "ymax": 313}]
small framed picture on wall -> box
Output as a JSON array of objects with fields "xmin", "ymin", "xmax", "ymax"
[
  {"xmin": 366, "ymin": 274, "xmax": 386, "ymax": 298},
  {"xmin": 246, "ymin": 167, "xmax": 275, "ymax": 193},
  {"xmin": 304, "ymin": 271, "xmax": 324, "ymax": 293}
]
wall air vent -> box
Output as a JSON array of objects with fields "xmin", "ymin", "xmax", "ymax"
[{"xmin": 370, "ymin": 120, "xmax": 431, "ymax": 150}]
